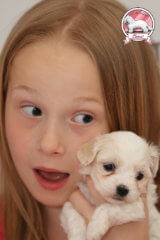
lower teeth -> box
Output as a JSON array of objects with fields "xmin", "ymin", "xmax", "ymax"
[
  {"xmin": 43, "ymin": 177, "xmax": 64, "ymax": 182},
  {"xmin": 37, "ymin": 170, "xmax": 69, "ymax": 182}
]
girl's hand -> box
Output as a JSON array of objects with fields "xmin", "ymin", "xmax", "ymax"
[{"xmin": 69, "ymin": 176, "xmax": 149, "ymax": 240}]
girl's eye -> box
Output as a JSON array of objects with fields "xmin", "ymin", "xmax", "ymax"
[
  {"xmin": 21, "ymin": 106, "xmax": 94, "ymax": 124},
  {"xmin": 21, "ymin": 105, "xmax": 42, "ymax": 117},
  {"xmin": 73, "ymin": 113, "xmax": 94, "ymax": 124}
]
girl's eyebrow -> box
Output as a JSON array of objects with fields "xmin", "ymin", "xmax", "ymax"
[
  {"xmin": 12, "ymin": 85, "xmax": 103, "ymax": 105},
  {"xmin": 12, "ymin": 85, "xmax": 40, "ymax": 96},
  {"xmin": 74, "ymin": 96, "xmax": 103, "ymax": 105}
]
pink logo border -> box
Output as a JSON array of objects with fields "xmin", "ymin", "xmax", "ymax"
[{"xmin": 121, "ymin": 7, "xmax": 155, "ymax": 44}]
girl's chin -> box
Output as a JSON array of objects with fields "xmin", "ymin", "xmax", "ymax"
[
  {"xmin": 36, "ymin": 196, "xmax": 68, "ymax": 208},
  {"xmin": 33, "ymin": 188, "xmax": 73, "ymax": 207},
  {"xmin": 43, "ymin": 201, "xmax": 65, "ymax": 208}
]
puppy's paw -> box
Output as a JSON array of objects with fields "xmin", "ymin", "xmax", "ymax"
[
  {"xmin": 86, "ymin": 204, "xmax": 109, "ymax": 240},
  {"xmin": 87, "ymin": 222, "xmax": 108, "ymax": 240},
  {"xmin": 86, "ymin": 229, "xmax": 102, "ymax": 240},
  {"xmin": 60, "ymin": 202, "xmax": 73, "ymax": 234},
  {"xmin": 60, "ymin": 201, "xmax": 87, "ymax": 240}
]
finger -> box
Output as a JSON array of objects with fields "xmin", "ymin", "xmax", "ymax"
[
  {"xmin": 69, "ymin": 189, "xmax": 95, "ymax": 224},
  {"xmin": 86, "ymin": 176, "xmax": 106, "ymax": 205},
  {"xmin": 141, "ymin": 195, "xmax": 149, "ymax": 218}
]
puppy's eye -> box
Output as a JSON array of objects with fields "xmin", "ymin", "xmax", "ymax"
[
  {"xmin": 103, "ymin": 163, "xmax": 116, "ymax": 172},
  {"xmin": 136, "ymin": 172, "xmax": 144, "ymax": 181}
]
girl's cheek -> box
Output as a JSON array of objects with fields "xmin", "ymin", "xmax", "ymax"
[
  {"xmin": 13, "ymin": 107, "xmax": 40, "ymax": 129},
  {"xmin": 18, "ymin": 117, "xmax": 39, "ymax": 129},
  {"xmin": 70, "ymin": 121, "xmax": 101, "ymax": 135},
  {"xmin": 75, "ymin": 161, "xmax": 81, "ymax": 171},
  {"xmin": 5, "ymin": 110, "xmax": 35, "ymax": 142}
]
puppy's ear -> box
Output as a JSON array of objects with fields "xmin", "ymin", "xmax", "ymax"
[
  {"xmin": 149, "ymin": 144, "xmax": 160, "ymax": 178},
  {"xmin": 77, "ymin": 138, "xmax": 99, "ymax": 166}
]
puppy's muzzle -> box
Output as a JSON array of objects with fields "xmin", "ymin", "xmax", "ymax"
[{"xmin": 116, "ymin": 184, "xmax": 129, "ymax": 197}]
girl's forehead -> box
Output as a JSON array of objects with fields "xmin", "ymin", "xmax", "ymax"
[
  {"xmin": 8, "ymin": 40, "xmax": 105, "ymax": 103},
  {"xmin": 12, "ymin": 39, "xmax": 94, "ymax": 68},
  {"xmin": 11, "ymin": 40, "xmax": 97, "ymax": 78}
]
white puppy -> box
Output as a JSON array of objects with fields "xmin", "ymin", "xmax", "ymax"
[
  {"xmin": 124, "ymin": 15, "xmax": 153, "ymax": 33},
  {"xmin": 60, "ymin": 131, "xmax": 160, "ymax": 240}
]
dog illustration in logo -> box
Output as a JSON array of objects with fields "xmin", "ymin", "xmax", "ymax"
[{"xmin": 124, "ymin": 15, "xmax": 153, "ymax": 33}]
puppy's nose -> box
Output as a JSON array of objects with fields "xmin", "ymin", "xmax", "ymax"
[{"xmin": 116, "ymin": 184, "xmax": 129, "ymax": 197}]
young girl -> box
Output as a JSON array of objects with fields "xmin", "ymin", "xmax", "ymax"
[{"xmin": 0, "ymin": 0, "xmax": 159, "ymax": 239}]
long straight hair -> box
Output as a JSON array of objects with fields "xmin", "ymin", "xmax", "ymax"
[{"xmin": 0, "ymin": 0, "xmax": 160, "ymax": 239}]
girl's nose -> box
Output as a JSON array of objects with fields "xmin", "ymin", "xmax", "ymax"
[{"xmin": 39, "ymin": 124, "xmax": 65, "ymax": 156}]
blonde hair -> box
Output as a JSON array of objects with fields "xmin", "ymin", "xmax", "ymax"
[{"xmin": 0, "ymin": 0, "xmax": 160, "ymax": 239}]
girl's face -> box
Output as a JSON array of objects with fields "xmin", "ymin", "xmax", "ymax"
[{"xmin": 5, "ymin": 39, "xmax": 108, "ymax": 207}]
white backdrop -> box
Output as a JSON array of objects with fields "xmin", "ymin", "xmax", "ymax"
[{"xmin": 0, "ymin": 0, "xmax": 160, "ymax": 50}]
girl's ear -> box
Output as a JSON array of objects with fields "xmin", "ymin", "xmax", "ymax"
[
  {"xmin": 77, "ymin": 138, "xmax": 99, "ymax": 166},
  {"xmin": 149, "ymin": 144, "xmax": 160, "ymax": 178}
]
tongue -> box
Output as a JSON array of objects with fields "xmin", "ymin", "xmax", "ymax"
[{"xmin": 38, "ymin": 170, "xmax": 69, "ymax": 182}]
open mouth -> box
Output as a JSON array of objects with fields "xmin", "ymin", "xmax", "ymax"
[{"xmin": 34, "ymin": 169, "xmax": 70, "ymax": 182}]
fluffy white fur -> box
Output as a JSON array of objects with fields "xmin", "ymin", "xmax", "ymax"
[
  {"xmin": 124, "ymin": 15, "xmax": 153, "ymax": 33},
  {"xmin": 60, "ymin": 131, "xmax": 160, "ymax": 240}
]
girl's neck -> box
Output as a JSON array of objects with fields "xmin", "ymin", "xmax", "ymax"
[{"xmin": 44, "ymin": 206, "xmax": 67, "ymax": 240}]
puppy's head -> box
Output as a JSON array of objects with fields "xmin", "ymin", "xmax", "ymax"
[{"xmin": 77, "ymin": 131, "xmax": 159, "ymax": 204}]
